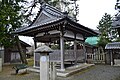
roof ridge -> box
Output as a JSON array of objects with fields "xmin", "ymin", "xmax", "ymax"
[{"xmin": 42, "ymin": 3, "xmax": 65, "ymax": 18}]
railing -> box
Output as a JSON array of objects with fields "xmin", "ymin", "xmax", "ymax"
[
  {"xmin": 35, "ymin": 49, "xmax": 85, "ymax": 67},
  {"xmin": 49, "ymin": 50, "xmax": 61, "ymax": 62},
  {"xmin": 49, "ymin": 49, "xmax": 84, "ymax": 62}
]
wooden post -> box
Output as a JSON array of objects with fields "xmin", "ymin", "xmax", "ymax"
[
  {"xmin": 34, "ymin": 39, "xmax": 37, "ymax": 67},
  {"xmin": 83, "ymin": 43, "xmax": 87, "ymax": 63},
  {"xmin": 33, "ymin": 52, "xmax": 36, "ymax": 67},
  {"xmin": 74, "ymin": 40, "xmax": 77, "ymax": 65},
  {"xmin": 111, "ymin": 50, "xmax": 113, "ymax": 66},
  {"xmin": 34, "ymin": 39, "xmax": 37, "ymax": 49},
  {"xmin": 60, "ymin": 32, "xmax": 65, "ymax": 71},
  {"xmin": 0, "ymin": 58, "xmax": 2, "ymax": 72}
]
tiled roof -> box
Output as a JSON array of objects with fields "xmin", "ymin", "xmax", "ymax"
[
  {"xmin": 85, "ymin": 37, "xmax": 99, "ymax": 46},
  {"xmin": 14, "ymin": 2, "xmax": 98, "ymax": 37},
  {"xmin": 105, "ymin": 42, "xmax": 120, "ymax": 49},
  {"xmin": 15, "ymin": 3, "xmax": 67, "ymax": 33}
]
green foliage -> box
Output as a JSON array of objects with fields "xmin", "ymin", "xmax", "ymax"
[
  {"xmin": 44, "ymin": 0, "xmax": 59, "ymax": 7},
  {"xmin": 61, "ymin": 0, "xmax": 79, "ymax": 21},
  {"xmin": 27, "ymin": 0, "xmax": 79, "ymax": 22},
  {"xmin": 97, "ymin": 13, "xmax": 112, "ymax": 48},
  {"xmin": 115, "ymin": 0, "xmax": 120, "ymax": 10},
  {"xmin": 0, "ymin": 0, "xmax": 25, "ymax": 47},
  {"xmin": 51, "ymin": 43, "xmax": 71, "ymax": 50},
  {"xmin": 51, "ymin": 44, "xmax": 60, "ymax": 50}
]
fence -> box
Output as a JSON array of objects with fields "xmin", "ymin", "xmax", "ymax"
[{"xmin": 87, "ymin": 53, "xmax": 106, "ymax": 63}]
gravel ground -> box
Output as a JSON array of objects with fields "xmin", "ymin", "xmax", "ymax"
[
  {"xmin": 0, "ymin": 65, "xmax": 120, "ymax": 80},
  {"xmin": 57, "ymin": 65, "xmax": 120, "ymax": 80},
  {"xmin": 0, "ymin": 65, "xmax": 39, "ymax": 80}
]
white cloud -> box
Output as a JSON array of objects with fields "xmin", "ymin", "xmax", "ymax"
[
  {"xmin": 78, "ymin": 0, "xmax": 117, "ymax": 30},
  {"xmin": 19, "ymin": 0, "xmax": 117, "ymax": 44},
  {"xmin": 19, "ymin": 36, "xmax": 34, "ymax": 45}
]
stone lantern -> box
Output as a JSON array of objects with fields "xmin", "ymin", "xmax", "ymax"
[{"xmin": 35, "ymin": 45, "xmax": 53, "ymax": 80}]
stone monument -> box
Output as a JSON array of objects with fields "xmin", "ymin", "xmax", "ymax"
[{"xmin": 35, "ymin": 45, "xmax": 53, "ymax": 80}]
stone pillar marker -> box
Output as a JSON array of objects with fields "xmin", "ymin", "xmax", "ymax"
[{"xmin": 35, "ymin": 45, "xmax": 53, "ymax": 80}]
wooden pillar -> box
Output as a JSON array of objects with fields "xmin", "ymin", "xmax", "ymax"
[
  {"xmin": 33, "ymin": 52, "xmax": 36, "ymax": 67},
  {"xmin": 0, "ymin": 58, "xmax": 2, "ymax": 72},
  {"xmin": 60, "ymin": 33, "xmax": 65, "ymax": 70},
  {"xmin": 111, "ymin": 50, "xmax": 113, "ymax": 66},
  {"xmin": 83, "ymin": 43, "xmax": 87, "ymax": 63},
  {"xmin": 34, "ymin": 40, "xmax": 37, "ymax": 49},
  {"xmin": 33, "ymin": 38, "xmax": 37, "ymax": 67},
  {"xmin": 74, "ymin": 40, "xmax": 77, "ymax": 65}
]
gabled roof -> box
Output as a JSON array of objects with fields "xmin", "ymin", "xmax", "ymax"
[
  {"xmin": 105, "ymin": 42, "xmax": 120, "ymax": 49},
  {"xmin": 15, "ymin": 2, "xmax": 98, "ymax": 37},
  {"xmin": 15, "ymin": 3, "xmax": 67, "ymax": 34}
]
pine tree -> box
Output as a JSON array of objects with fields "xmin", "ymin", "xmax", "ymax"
[{"xmin": 97, "ymin": 13, "xmax": 112, "ymax": 48}]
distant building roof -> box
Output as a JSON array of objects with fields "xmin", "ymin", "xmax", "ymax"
[
  {"xmin": 85, "ymin": 37, "xmax": 99, "ymax": 46},
  {"xmin": 105, "ymin": 42, "xmax": 120, "ymax": 49}
]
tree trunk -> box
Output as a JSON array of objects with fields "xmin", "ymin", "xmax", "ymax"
[{"xmin": 15, "ymin": 36, "xmax": 28, "ymax": 64}]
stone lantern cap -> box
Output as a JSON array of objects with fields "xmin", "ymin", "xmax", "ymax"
[{"xmin": 35, "ymin": 45, "xmax": 53, "ymax": 53}]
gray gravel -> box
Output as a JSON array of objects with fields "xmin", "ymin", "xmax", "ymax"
[
  {"xmin": 0, "ymin": 65, "xmax": 120, "ymax": 80},
  {"xmin": 57, "ymin": 65, "xmax": 120, "ymax": 80},
  {"xmin": 0, "ymin": 65, "xmax": 39, "ymax": 80}
]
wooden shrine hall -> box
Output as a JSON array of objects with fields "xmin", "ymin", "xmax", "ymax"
[{"xmin": 15, "ymin": 2, "xmax": 98, "ymax": 70}]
